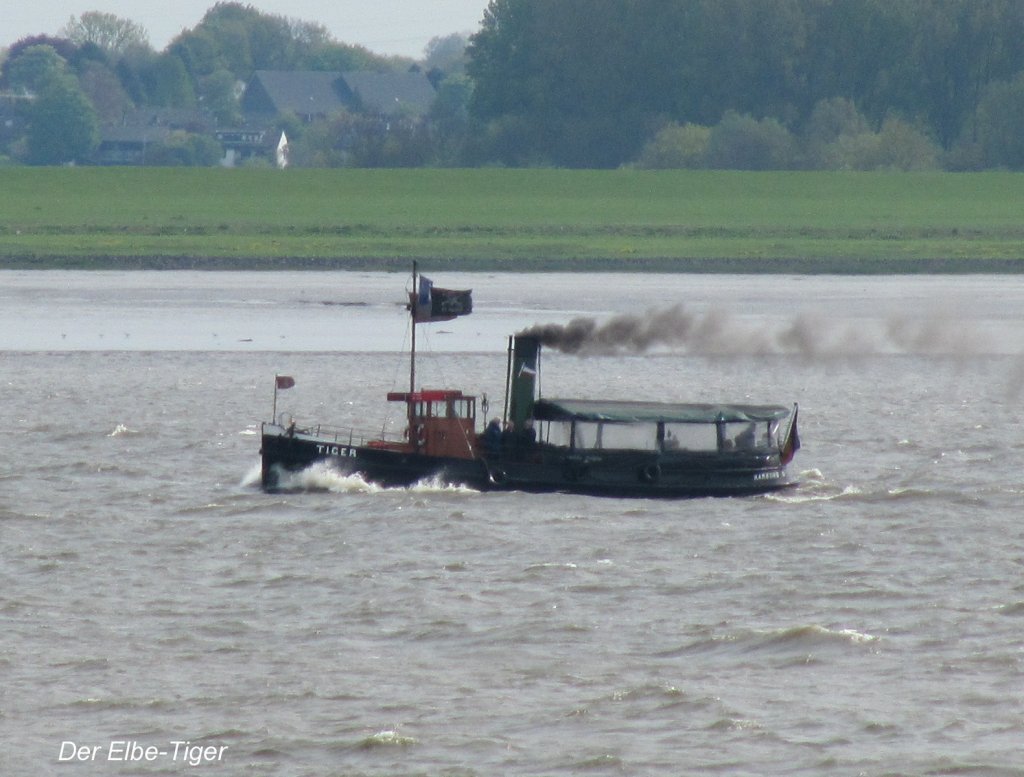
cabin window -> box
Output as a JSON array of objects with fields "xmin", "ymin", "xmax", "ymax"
[
  {"xmin": 572, "ymin": 421, "xmax": 600, "ymax": 450},
  {"xmin": 542, "ymin": 421, "xmax": 573, "ymax": 447},
  {"xmin": 450, "ymin": 398, "xmax": 474, "ymax": 420},
  {"xmin": 717, "ymin": 421, "xmax": 770, "ymax": 451},
  {"xmin": 662, "ymin": 423, "xmax": 718, "ymax": 452},
  {"xmin": 411, "ymin": 400, "xmax": 450, "ymax": 419},
  {"xmin": 567, "ymin": 421, "xmax": 657, "ymax": 451},
  {"xmin": 599, "ymin": 422, "xmax": 658, "ymax": 451}
]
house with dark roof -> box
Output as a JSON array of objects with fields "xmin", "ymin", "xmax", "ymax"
[
  {"xmin": 337, "ymin": 71, "xmax": 437, "ymax": 117},
  {"xmin": 241, "ymin": 71, "xmax": 347, "ymax": 123},
  {"xmin": 241, "ymin": 70, "xmax": 436, "ymax": 123}
]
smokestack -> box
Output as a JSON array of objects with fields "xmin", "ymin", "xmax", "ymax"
[{"xmin": 508, "ymin": 335, "xmax": 540, "ymax": 429}]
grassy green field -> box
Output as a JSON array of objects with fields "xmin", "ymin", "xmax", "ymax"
[{"xmin": 1, "ymin": 167, "xmax": 1023, "ymax": 272}]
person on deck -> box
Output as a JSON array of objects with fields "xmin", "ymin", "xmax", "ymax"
[{"xmin": 483, "ymin": 418, "xmax": 502, "ymax": 455}]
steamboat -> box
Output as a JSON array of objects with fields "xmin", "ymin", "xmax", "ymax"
[{"xmin": 260, "ymin": 269, "xmax": 800, "ymax": 498}]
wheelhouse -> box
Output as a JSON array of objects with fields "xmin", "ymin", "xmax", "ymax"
[{"xmin": 387, "ymin": 389, "xmax": 478, "ymax": 458}]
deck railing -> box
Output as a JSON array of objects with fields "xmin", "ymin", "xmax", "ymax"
[{"xmin": 275, "ymin": 417, "xmax": 408, "ymax": 448}]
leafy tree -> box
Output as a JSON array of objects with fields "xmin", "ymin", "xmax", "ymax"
[
  {"xmin": 683, "ymin": 0, "xmax": 810, "ymax": 124},
  {"xmin": 974, "ymin": 71, "xmax": 1024, "ymax": 168},
  {"xmin": 4, "ymin": 44, "xmax": 68, "ymax": 94},
  {"xmin": 199, "ymin": 68, "xmax": 242, "ymax": 124},
  {"xmin": 25, "ymin": 72, "xmax": 99, "ymax": 164},
  {"xmin": 77, "ymin": 60, "xmax": 133, "ymax": 122},
  {"xmin": 908, "ymin": 0, "xmax": 1024, "ymax": 148},
  {"xmin": 466, "ymin": 0, "xmax": 538, "ymax": 123},
  {"xmin": 803, "ymin": 97, "xmax": 871, "ymax": 168},
  {"xmin": 0, "ymin": 36, "xmax": 77, "ymax": 89},
  {"xmin": 61, "ymin": 12, "xmax": 149, "ymax": 56},
  {"xmin": 137, "ymin": 53, "xmax": 196, "ymax": 107},
  {"xmin": 804, "ymin": 98, "xmax": 871, "ymax": 147},
  {"xmin": 424, "ymin": 34, "xmax": 469, "ymax": 76},
  {"xmin": 113, "ymin": 55, "xmax": 147, "ymax": 105},
  {"xmin": 169, "ymin": 28, "xmax": 223, "ymax": 82},
  {"xmin": 302, "ymin": 42, "xmax": 377, "ymax": 72},
  {"xmin": 168, "ymin": 2, "xmax": 386, "ymax": 80},
  {"xmin": 428, "ymin": 74, "xmax": 473, "ymax": 164},
  {"xmin": 469, "ymin": 0, "xmax": 675, "ymax": 166}
]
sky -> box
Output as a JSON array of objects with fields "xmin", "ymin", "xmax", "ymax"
[{"xmin": 3, "ymin": 0, "xmax": 490, "ymax": 58}]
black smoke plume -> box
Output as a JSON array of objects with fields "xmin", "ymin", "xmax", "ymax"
[
  {"xmin": 517, "ymin": 305, "xmax": 991, "ymax": 357},
  {"xmin": 518, "ymin": 305, "xmax": 695, "ymax": 354}
]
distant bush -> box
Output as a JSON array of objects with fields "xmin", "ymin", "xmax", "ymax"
[
  {"xmin": 821, "ymin": 117, "xmax": 940, "ymax": 171},
  {"xmin": 630, "ymin": 103, "xmax": 943, "ymax": 172},
  {"xmin": 633, "ymin": 122, "xmax": 710, "ymax": 169},
  {"xmin": 143, "ymin": 131, "xmax": 222, "ymax": 166},
  {"xmin": 705, "ymin": 111, "xmax": 797, "ymax": 170}
]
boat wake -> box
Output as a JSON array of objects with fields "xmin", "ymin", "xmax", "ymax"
[
  {"xmin": 406, "ymin": 474, "xmax": 480, "ymax": 496},
  {"xmin": 239, "ymin": 462, "xmax": 263, "ymax": 488},
  {"xmin": 261, "ymin": 462, "xmax": 480, "ymax": 496},
  {"xmin": 283, "ymin": 463, "xmax": 386, "ymax": 493},
  {"xmin": 762, "ymin": 469, "xmax": 855, "ymax": 503}
]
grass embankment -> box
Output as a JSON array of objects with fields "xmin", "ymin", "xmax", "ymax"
[{"xmin": 1, "ymin": 167, "xmax": 1022, "ymax": 272}]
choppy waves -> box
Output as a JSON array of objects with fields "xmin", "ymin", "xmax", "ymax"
[
  {"xmin": 7, "ymin": 273, "xmax": 1024, "ymax": 775},
  {"xmin": 659, "ymin": 624, "xmax": 880, "ymax": 661}
]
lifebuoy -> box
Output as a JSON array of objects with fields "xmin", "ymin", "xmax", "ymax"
[
  {"xmin": 638, "ymin": 463, "xmax": 661, "ymax": 483},
  {"xmin": 488, "ymin": 467, "xmax": 509, "ymax": 486}
]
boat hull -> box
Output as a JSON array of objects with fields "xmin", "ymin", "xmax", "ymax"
[{"xmin": 260, "ymin": 425, "xmax": 798, "ymax": 498}]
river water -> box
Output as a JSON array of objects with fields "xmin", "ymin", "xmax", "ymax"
[{"xmin": 3, "ymin": 271, "xmax": 1024, "ymax": 776}]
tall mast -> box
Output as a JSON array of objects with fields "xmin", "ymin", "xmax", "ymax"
[{"xmin": 410, "ymin": 260, "xmax": 417, "ymax": 395}]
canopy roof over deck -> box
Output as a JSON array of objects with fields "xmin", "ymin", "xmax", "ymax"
[{"xmin": 532, "ymin": 399, "xmax": 792, "ymax": 424}]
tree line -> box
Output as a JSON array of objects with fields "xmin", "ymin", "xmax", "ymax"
[
  {"xmin": 4, "ymin": 0, "xmax": 1024, "ymax": 169},
  {"xmin": 467, "ymin": 0, "xmax": 1024, "ymax": 169}
]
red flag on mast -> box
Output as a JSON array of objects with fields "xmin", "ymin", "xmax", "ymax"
[{"xmin": 276, "ymin": 375, "xmax": 295, "ymax": 389}]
